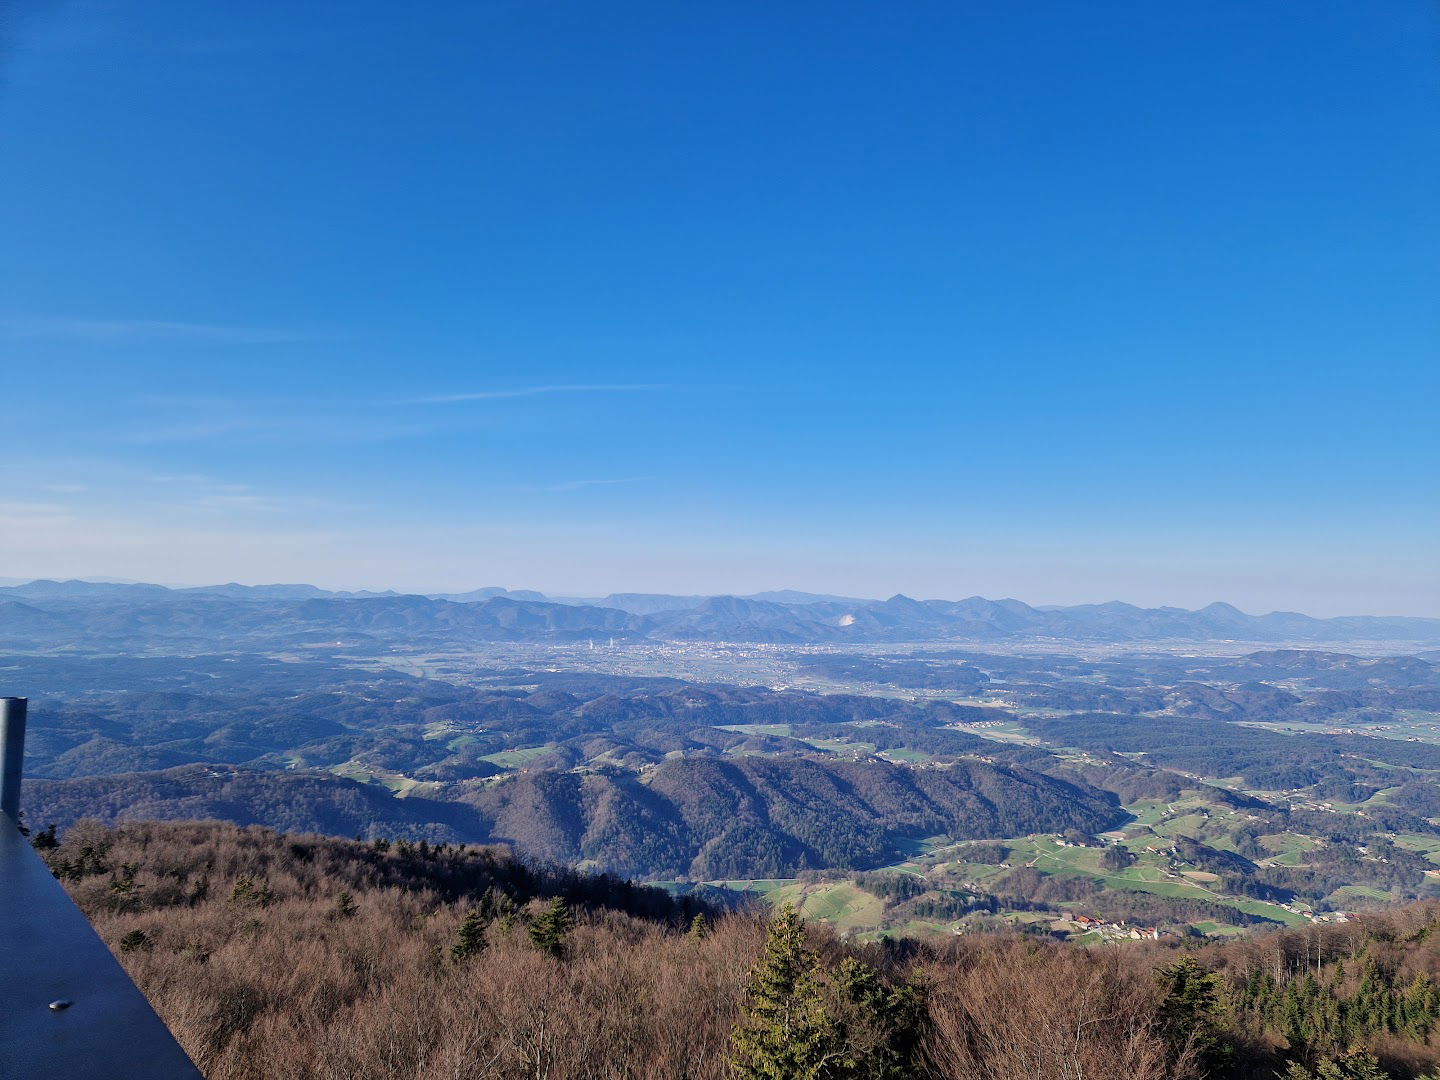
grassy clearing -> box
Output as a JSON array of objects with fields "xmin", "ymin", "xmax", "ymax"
[
  {"xmin": 1327, "ymin": 885, "xmax": 1396, "ymax": 907},
  {"xmin": 951, "ymin": 720, "xmax": 1039, "ymax": 745},
  {"xmin": 715, "ymin": 723, "xmax": 793, "ymax": 737},
  {"xmin": 1394, "ymin": 834, "xmax": 1440, "ymax": 865},
  {"xmin": 1104, "ymin": 876, "xmax": 1216, "ymax": 900},
  {"xmin": 1122, "ymin": 801, "xmax": 1170, "ymax": 826},
  {"xmin": 1149, "ymin": 813, "xmax": 1212, "ymax": 838},
  {"xmin": 708, "ymin": 878, "xmax": 794, "ymax": 898},
  {"xmin": 478, "ymin": 745, "xmax": 554, "ymax": 769},
  {"xmin": 758, "ymin": 882, "xmax": 887, "ymax": 932},
  {"xmin": 890, "ymin": 835, "xmax": 948, "ymax": 857},
  {"xmin": 327, "ymin": 763, "xmax": 426, "ymax": 795},
  {"xmin": 879, "ymin": 748, "xmax": 934, "ymax": 763},
  {"xmin": 1258, "ymin": 832, "xmax": 1322, "ymax": 855},
  {"xmin": 1030, "ymin": 842, "xmax": 1105, "ymax": 875},
  {"xmin": 1233, "ymin": 900, "xmax": 1308, "ymax": 927},
  {"xmin": 800, "ymin": 736, "xmax": 877, "ymax": 754},
  {"xmin": 1193, "ymin": 922, "xmax": 1251, "ymax": 938}
]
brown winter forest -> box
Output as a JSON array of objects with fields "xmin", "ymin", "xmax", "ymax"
[{"xmin": 39, "ymin": 819, "xmax": 1440, "ymax": 1080}]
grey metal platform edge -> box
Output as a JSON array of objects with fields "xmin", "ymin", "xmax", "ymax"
[{"xmin": 1, "ymin": 697, "xmax": 203, "ymax": 1079}]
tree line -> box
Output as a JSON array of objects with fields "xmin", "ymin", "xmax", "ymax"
[{"xmin": 37, "ymin": 819, "xmax": 1440, "ymax": 1078}]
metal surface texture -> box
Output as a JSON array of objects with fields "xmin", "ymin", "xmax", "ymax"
[
  {"xmin": 0, "ymin": 814, "xmax": 203, "ymax": 1078},
  {"xmin": 0, "ymin": 699, "xmax": 202, "ymax": 1079}
]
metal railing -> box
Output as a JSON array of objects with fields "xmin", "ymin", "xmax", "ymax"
[
  {"xmin": 0, "ymin": 697, "xmax": 202, "ymax": 1078},
  {"xmin": 1, "ymin": 696, "xmax": 26, "ymax": 821}
]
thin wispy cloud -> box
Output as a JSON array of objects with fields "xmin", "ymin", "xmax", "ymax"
[
  {"xmin": 411, "ymin": 384, "xmax": 664, "ymax": 405},
  {"xmin": 0, "ymin": 500, "xmax": 73, "ymax": 518},
  {"xmin": 522, "ymin": 477, "xmax": 654, "ymax": 493},
  {"xmin": 149, "ymin": 474, "xmax": 222, "ymax": 486},
  {"xmin": 2, "ymin": 466, "xmax": 344, "ymax": 527},
  {"xmin": 120, "ymin": 414, "xmax": 438, "ymax": 446},
  {"xmin": 0, "ymin": 317, "xmax": 313, "ymax": 345},
  {"xmin": 141, "ymin": 476, "xmax": 350, "ymax": 517},
  {"xmin": 188, "ymin": 493, "xmax": 292, "ymax": 513},
  {"xmin": 122, "ymin": 419, "xmax": 281, "ymax": 445}
]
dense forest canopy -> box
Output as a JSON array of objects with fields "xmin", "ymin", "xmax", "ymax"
[{"xmin": 38, "ymin": 820, "xmax": 1440, "ymax": 1080}]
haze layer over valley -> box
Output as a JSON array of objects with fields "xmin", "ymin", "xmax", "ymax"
[
  {"xmin": 8, "ymin": 577, "xmax": 1440, "ymax": 946},
  {"xmin": 5, "ymin": 578, "xmax": 1439, "ymax": 650}
]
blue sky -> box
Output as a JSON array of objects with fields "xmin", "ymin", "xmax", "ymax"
[{"xmin": 0, "ymin": 1, "xmax": 1436, "ymax": 614}]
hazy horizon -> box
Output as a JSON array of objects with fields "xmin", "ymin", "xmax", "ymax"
[
  {"xmin": 4, "ymin": 573, "xmax": 1439, "ymax": 622},
  {"xmin": 2, "ymin": 2, "xmax": 1436, "ymax": 619}
]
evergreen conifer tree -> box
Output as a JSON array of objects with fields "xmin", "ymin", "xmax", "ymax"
[
  {"xmin": 226, "ymin": 875, "xmax": 274, "ymax": 907},
  {"xmin": 828, "ymin": 956, "xmax": 924, "ymax": 1079},
  {"xmin": 1282, "ymin": 1051, "xmax": 1392, "ymax": 1080},
  {"xmin": 528, "ymin": 898, "xmax": 574, "ymax": 958},
  {"xmin": 452, "ymin": 909, "xmax": 489, "ymax": 961},
  {"xmin": 729, "ymin": 904, "xmax": 837, "ymax": 1079},
  {"xmin": 1157, "ymin": 954, "xmax": 1233, "ymax": 1075}
]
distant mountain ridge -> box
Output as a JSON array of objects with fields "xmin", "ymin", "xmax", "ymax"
[{"xmin": 1, "ymin": 578, "xmax": 1438, "ymax": 645}]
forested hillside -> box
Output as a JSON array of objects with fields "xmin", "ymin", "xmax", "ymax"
[
  {"xmin": 26, "ymin": 755, "xmax": 1123, "ymax": 878},
  {"xmin": 43, "ymin": 820, "xmax": 1440, "ymax": 1079},
  {"xmin": 16, "ymin": 640, "xmax": 1440, "ymax": 933}
]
